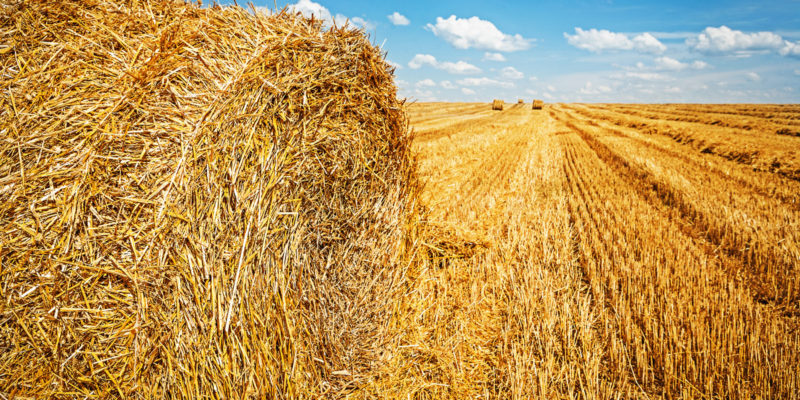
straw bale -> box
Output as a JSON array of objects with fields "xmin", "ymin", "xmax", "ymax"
[
  {"xmin": 492, "ymin": 99, "xmax": 504, "ymax": 110},
  {"xmin": 532, "ymin": 99, "xmax": 544, "ymax": 110},
  {"xmin": 517, "ymin": 99, "xmax": 524, "ymax": 104},
  {"xmin": 0, "ymin": 0, "xmax": 419, "ymax": 398}
]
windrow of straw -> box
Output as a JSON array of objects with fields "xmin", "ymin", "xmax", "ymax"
[
  {"xmin": 492, "ymin": 99, "xmax": 504, "ymax": 110},
  {"xmin": 0, "ymin": 0, "xmax": 421, "ymax": 398}
]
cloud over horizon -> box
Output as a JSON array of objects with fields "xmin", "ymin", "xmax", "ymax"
[{"xmin": 427, "ymin": 15, "xmax": 532, "ymax": 52}]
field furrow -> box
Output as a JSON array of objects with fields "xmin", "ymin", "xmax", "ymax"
[{"xmin": 403, "ymin": 102, "xmax": 800, "ymax": 399}]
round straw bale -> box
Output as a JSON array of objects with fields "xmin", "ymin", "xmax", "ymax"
[
  {"xmin": 492, "ymin": 99, "xmax": 504, "ymax": 110},
  {"xmin": 532, "ymin": 99, "xmax": 544, "ymax": 109},
  {"xmin": 0, "ymin": 0, "xmax": 418, "ymax": 397}
]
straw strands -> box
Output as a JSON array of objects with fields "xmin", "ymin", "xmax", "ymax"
[{"xmin": 0, "ymin": 0, "xmax": 421, "ymax": 398}]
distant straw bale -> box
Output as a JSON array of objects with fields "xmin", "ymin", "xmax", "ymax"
[
  {"xmin": 492, "ymin": 99, "xmax": 504, "ymax": 110},
  {"xmin": 532, "ymin": 99, "xmax": 544, "ymax": 110},
  {"xmin": 518, "ymin": 99, "xmax": 524, "ymax": 104},
  {"xmin": 0, "ymin": 0, "xmax": 419, "ymax": 397}
]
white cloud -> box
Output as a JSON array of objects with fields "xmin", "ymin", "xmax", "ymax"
[
  {"xmin": 501, "ymin": 66, "xmax": 524, "ymax": 79},
  {"xmin": 408, "ymin": 54, "xmax": 438, "ymax": 69},
  {"xmin": 439, "ymin": 61, "xmax": 482, "ymax": 74},
  {"xmin": 350, "ymin": 17, "xmax": 374, "ymax": 30},
  {"xmin": 781, "ymin": 40, "xmax": 800, "ymax": 57},
  {"xmin": 413, "ymin": 88, "xmax": 437, "ymax": 101},
  {"xmin": 396, "ymin": 79, "xmax": 409, "ymax": 88},
  {"xmin": 565, "ymin": 28, "xmax": 665, "ymax": 53},
  {"xmin": 580, "ymin": 81, "xmax": 612, "ymax": 94},
  {"xmin": 654, "ymin": 56, "xmax": 688, "ymax": 71},
  {"xmin": 427, "ymin": 15, "xmax": 532, "ymax": 52},
  {"xmin": 687, "ymin": 26, "xmax": 784, "ymax": 54},
  {"xmin": 416, "ymin": 79, "xmax": 437, "ymax": 88},
  {"xmin": 482, "ymin": 52, "xmax": 507, "ymax": 62},
  {"xmin": 461, "ymin": 88, "xmax": 476, "ymax": 95},
  {"xmin": 632, "ymin": 33, "xmax": 667, "ymax": 54},
  {"xmin": 385, "ymin": 59, "xmax": 402, "ymax": 70},
  {"xmin": 440, "ymin": 80, "xmax": 457, "ymax": 89},
  {"xmin": 746, "ymin": 72, "xmax": 762, "ymax": 82},
  {"xmin": 615, "ymin": 72, "xmax": 672, "ymax": 81},
  {"xmin": 691, "ymin": 60, "xmax": 710, "ymax": 69},
  {"xmin": 664, "ymin": 86, "xmax": 682, "ymax": 93},
  {"xmin": 388, "ymin": 12, "xmax": 410, "ymax": 26},
  {"xmin": 457, "ymin": 77, "xmax": 515, "ymax": 88},
  {"xmin": 407, "ymin": 54, "xmax": 481, "ymax": 74},
  {"xmin": 287, "ymin": 0, "xmax": 371, "ymax": 29}
]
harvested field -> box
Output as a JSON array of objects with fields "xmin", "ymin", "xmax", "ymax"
[
  {"xmin": 404, "ymin": 102, "xmax": 800, "ymax": 399},
  {"xmin": 1, "ymin": 1, "xmax": 799, "ymax": 398}
]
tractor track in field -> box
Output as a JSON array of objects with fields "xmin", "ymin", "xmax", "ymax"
[{"xmin": 551, "ymin": 106, "xmax": 799, "ymax": 311}]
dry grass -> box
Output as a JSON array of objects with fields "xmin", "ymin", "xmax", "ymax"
[
  {"xmin": 0, "ymin": 1, "xmax": 421, "ymax": 398},
  {"xmin": 2, "ymin": 1, "xmax": 799, "ymax": 398},
  {"xmin": 404, "ymin": 102, "xmax": 800, "ymax": 399}
]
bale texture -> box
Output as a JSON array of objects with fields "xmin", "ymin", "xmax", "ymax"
[
  {"xmin": 0, "ymin": 0, "xmax": 419, "ymax": 398},
  {"xmin": 492, "ymin": 99, "xmax": 504, "ymax": 110},
  {"xmin": 532, "ymin": 99, "xmax": 544, "ymax": 110}
]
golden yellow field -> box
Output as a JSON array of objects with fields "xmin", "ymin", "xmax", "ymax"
[
  {"xmin": 3, "ymin": 1, "xmax": 800, "ymax": 398},
  {"xmin": 401, "ymin": 102, "xmax": 800, "ymax": 399}
]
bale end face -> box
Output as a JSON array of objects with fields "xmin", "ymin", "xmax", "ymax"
[{"xmin": 492, "ymin": 99, "xmax": 504, "ymax": 110}]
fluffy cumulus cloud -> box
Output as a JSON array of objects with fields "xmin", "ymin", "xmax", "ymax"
[
  {"xmin": 501, "ymin": 66, "xmax": 524, "ymax": 79},
  {"xmin": 388, "ymin": 12, "xmax": 409, "ymax": 26},
  {"xmin": 461, "ymin": 88, "xmax": 476, "ymax": 95},
  {"xmin": 427, "ymin": 15, "xmax": 532, "ymax": 52},
  {"xmin": 483, "ymin": 52, "xmax": 507, "ymax": 62},
  {"xmin": 781, "ymin": 41, "xmax": 800, "ymax": 57},
  {"xmin": 416, "ymin": 79, "xmax": 437, "ymax": 88},
  {"xmin": 407, "ymin": 54, "xmax": 481, "ymax": 74},
  {"xmin": 408, "ymin": 54, "xmax": 437, "ymax": 69},
  {"xmin": 654, "ymin": 56, "xmax": 689, "ymax": 71},
  {"xmin": 565, "ymin": 28, "xmax": 666, "ymax": 54},
  {"xmin": 457, "ymin": 77, "xmax": 515, "ymax": 88},
  {"xmin": 580, "ymin": 81, "xmax": 612, "ymax": 95},
  {"xmin": 440, "ymin": 80, "xmax": 457, "ymax": 89},
  {"xmin": 687, "ymin": 26, "xmax": 788, "ymax": 55},
  {"xmin": 287, "ymin": 0, "xmax": 372, "ymax": 29}
]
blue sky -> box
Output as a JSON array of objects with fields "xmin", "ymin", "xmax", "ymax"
[{"xmin": 249, "ymin": 0, "xmax": 800, "ymax": 102}]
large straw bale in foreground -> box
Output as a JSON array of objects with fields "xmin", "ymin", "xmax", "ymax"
[{"xmin": 0, "ymin": 0, "xmax": 418, "ymax": 397}]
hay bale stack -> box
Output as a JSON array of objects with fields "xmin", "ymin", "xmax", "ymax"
[
  {"xmin": 0, "ymin": 0, "xmax": 418, "ymax": 397},
  {"xmin": 492, "ymin": 99, "xmax": 504, "ymax": 110},
  {"xmin": 532, "ymin": 99, "xmax": 544, "ymax": 110}
]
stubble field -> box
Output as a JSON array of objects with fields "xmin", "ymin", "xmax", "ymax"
[{"xmin": 404, "ymin": 102, "xmax": 800, "ymax": 398}]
